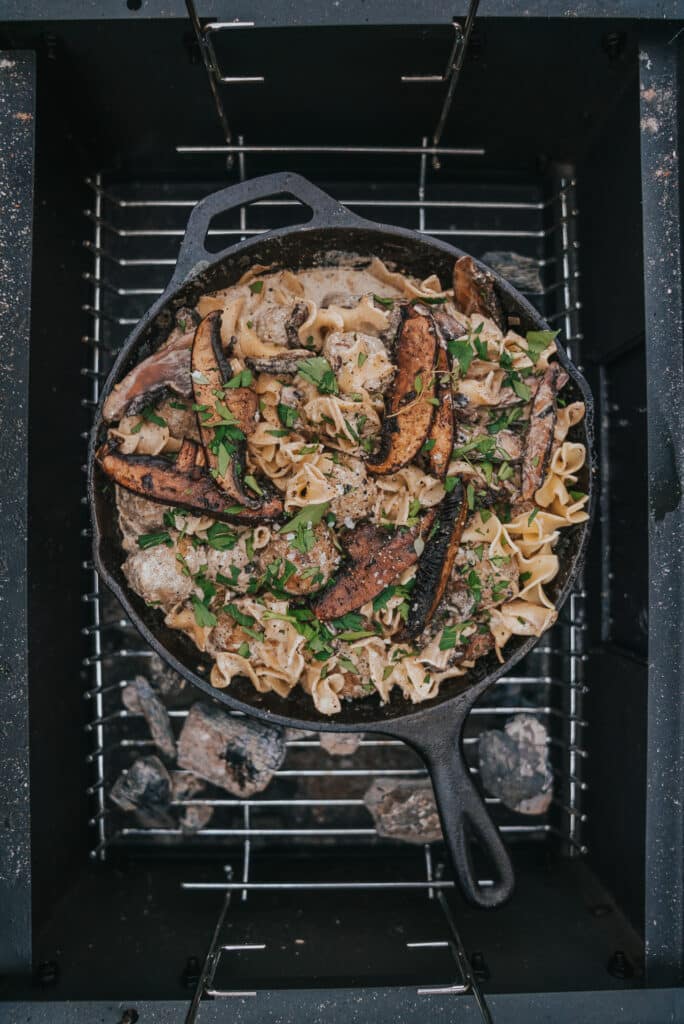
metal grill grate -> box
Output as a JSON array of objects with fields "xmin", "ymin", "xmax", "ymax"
[{"xmin": 82, "ymin": 147, "xmax": 588, "ymax": 879}]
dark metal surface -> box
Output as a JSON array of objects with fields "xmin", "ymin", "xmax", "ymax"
[
  {"xmin": 89, "ymin": 172, "xmax": 595, "ymax": 909},
  {"xmin": 2, "ymin": 989, "xmax": 683, "ymax": 1024},
  {"xmin": 0, "ymin": 1, "xmax": 682, "ymax": 21},
  {"xmin": 639, "ymin": 28, "xmax": 684, "ymax": 988},
  {"xmin": 0, "ymin": 49, "xmax": 35, "ymax": 977}
]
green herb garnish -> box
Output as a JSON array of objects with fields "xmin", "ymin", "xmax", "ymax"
[
  {"xmin": 525, "ymin": 329, "xmax": 559, "ymax": 363},
  {"xmin": 137, "ymin": 530, "xmax": 173, "ymax": 550},
  {"xmin": 297, "ymin": 356, "xmax": 339, "ymax": 396}
]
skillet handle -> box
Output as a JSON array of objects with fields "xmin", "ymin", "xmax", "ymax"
[
  {"xmin": 170, "ymin": 172, "xmax": 368, "ymax": 287},
  {"xmin": 419, "ymin": 727, "xmax": 515, "ymax": 908}
]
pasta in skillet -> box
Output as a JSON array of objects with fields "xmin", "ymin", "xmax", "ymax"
[{"xmin": 98, "ymin": 255, "xmax": 589, "ymax": 715}]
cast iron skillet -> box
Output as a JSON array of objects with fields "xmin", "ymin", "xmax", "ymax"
[{"xmin": 89, "ymin": 172, "xmax": 594, "ymax": 909}]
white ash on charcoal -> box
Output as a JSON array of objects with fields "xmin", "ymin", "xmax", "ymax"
[
  {"xmin": 109, "ymin": 755, "xmax": 175, "ymax": 828},
  {"xmin": 364, "ymin": 778, "xmax": 442, "ymax": 844},
  {"xmin": 481, "ymin": 251, "xmax": 544, "ymax": 295},
  {"xmin": 171, "ymin": 771, "xmax": 214, "ymax": 833},
  {"xmin": 286, "ymin": 727, "xmax": 316, "ymax": 742},
  {"xmin": 319, "ymin": 732, "xmax": 363, "ymax": 757},
  {"xmin": 177, "ymin": 702, "xmax": 287, "ymax": 798},
  {"xmin": 122, "ymin": 675, "xmax": 176, "ymax": 760},
  {"xmin": 146, "ymin": 652, "xmax": 192, "ymax": 707},
  {"xmin": 478, "ymin": 713, "xmax": 553, "ymax": 815}
]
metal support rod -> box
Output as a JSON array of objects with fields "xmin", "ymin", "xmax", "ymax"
[{"xmin": 431, "ymin": 1, "xmax": 481, "ymax": 169}]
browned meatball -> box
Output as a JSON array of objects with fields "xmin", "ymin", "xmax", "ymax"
[{"xmin": 257, "ymin": 523, "xmax": 340, "ymax": 595}]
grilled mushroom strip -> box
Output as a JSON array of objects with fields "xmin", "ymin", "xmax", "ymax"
[
  {"xmin": 453, "ymin": 255, "xmax": 505, "ymax": 332},
  {"xmin": 312, "ymin": 513, "xmax": 435, "ymax": 622},
  {"xmin": 426, "ymin": 344, "xmax": 455, "ymax": 479},
  {"xmin": 515, "ymin": 363, "xmax": 569, "ymax": 513},
  {"xmin": 367, "ymin": 307, "xmax": 438, "ymax": 475},
  {"xmin": 405, "ymin": 484, "xmax": 468, "ymax": 637},
  {"xmin": 103, "ymin": 308, "xmax": 199, "ymax": 423},
  {"xmin": 97, "ymin": 437, "xmax": 283, "ymax": 523},
  {"xmin": 245, "ymin": 350, "xmax": 314, "ymax": 375},
  {"xmin": 192, "ymin": 311, "xmax": 265, "ymax": 511}
]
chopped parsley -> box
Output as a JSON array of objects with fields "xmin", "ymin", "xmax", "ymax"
[
  {"xmin": 373, "ymin": 294, "xmax": 394, "ymax": 307},
  {"xmin": 237, "ymin": 641, "xmax": 250, "ymax": 658},
  {"xmin": 525, "ymin": 329, "xmax": 559, "ymax": 363},
  {"xmin": 226, "ymin": 368, "xmax": 253, "ymax": 389},
  {"xmin": 444, "ymin": 475, "xmax": 459, "ymax": 494},
  {"xmin": 277, "ymin": 403, "xmax": 298, "ymax": 428},
  {"xmin": 331, "ymin": 612, "xmax": 366, "ymax": 632},
  {"xmin": 190, "ymin": 596, "xmax": 217, "ymax": 628},
  {"xmin": 528, "ymin": 509, "xmax": 539, "ymax": 526},
  {"xmin": 249, "ymin": 280, "xmax": 264, "ymax": 294},
  {"xmin": 569, "ymin": 489, "xmax": 586, "ymax": 502},
  {"xmin": 217, "ymin": 565, "xmax": 241, "ymax": 588},
  {"xmin": 297, "ymin": 356, "xmax": 339, "ymax": 396},
  {"xmin": 448, "ymin": 337, "xmax": 474, "ymax": 375},
  {"xmin": 243, "ymin": 474, "xmax": 264, "ymax": 496},
  {"xmin": 511, "ymin": 378, "xmax": 532, "ymax": 402},
  {"xmin": 357, "ymin": 351, "xmax": 368, "ymax": 367},
  {"xmin": 206, "ymin": 522, "xmax": 239, "ymax": 551},
  {"xmin": 421, "ymin": 438, "xmax": 436, "ymax": 454},
  {"xmin": 130, "ymin": 405, "xmax": 168, "ymax": 433},
  {"xmin": 466, "ymin": 483, "xmax": 476, "ymax": 510},
  {"xmin": 137, "ymin": 530, "xmax": 173, "ymax": 550},
  {"xmin": 281, "ymin": 501, "xmax": 331, "ymax": 555}
]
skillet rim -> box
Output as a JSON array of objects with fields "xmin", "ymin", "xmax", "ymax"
[{"xmin": 89, "ymin": 217, "xmax": 595, "ymax": 736}]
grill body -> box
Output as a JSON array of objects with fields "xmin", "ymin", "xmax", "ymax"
[{"xmin": 0, "ymin": 8, "xmax": 682, "ymax": 1021}]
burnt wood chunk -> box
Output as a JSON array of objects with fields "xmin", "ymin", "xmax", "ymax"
[
  {"xmin": 319, "ymin": 732, "xmax": 362, "ymax": 757},
  {"xmin": 478, "ymin": 714, "xmax": 553, "ymax": 815},
  {"xmin": 364, "ymin": 779, "xmax": 442, "ymax": 844},
  {"xmin": 122, "ymin": 675, "xmax": 177, "ymax": 760},
  {"xmin": 97, "ymin": 438, "xmax": 283, "ymax": 523},
  {"xmin": 170, "ymin": 771, "xmax": 214, "ymax": 832},
  {"xmin": 516, "ymin": 363, "xmax": 569, "ymax": 512},
  {"xmin": 453, "ymin": 255, "xmax": 505, "ymax": 331},
  {"xmin": 109, "ymin": 755, "xmax": 174, "ymax": 828},
  {"xmin": 366, "ymin": 306, "xmax": 438, "ymax": 475},
  {"xmin": 177, "ymin": 702, "xmax": 287, "ymax": 797},
  {"xmin": 312, "ymin": 513, "xmax": 435, "ymax": 622}
]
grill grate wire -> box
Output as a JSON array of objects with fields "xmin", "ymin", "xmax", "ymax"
[{"xmin": 81, "ymin": 143, "xmax": 586, "ymax": 1018}]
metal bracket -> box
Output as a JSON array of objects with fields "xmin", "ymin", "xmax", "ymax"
[
  {"xmin": 402, "ymin": 2, "xmax": 481, "ymax": 169},
  {"xmin": 185, "ymin": 0, "xmax": 263, "ymax": 169}
]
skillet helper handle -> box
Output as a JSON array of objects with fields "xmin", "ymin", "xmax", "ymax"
[
  {"xmin": 424, "ymin": 731, "xmax": 515, "ymax": 908},
  {"xmin": 170, "ymin": 172, "xmax": 368, "ymax": 287}
]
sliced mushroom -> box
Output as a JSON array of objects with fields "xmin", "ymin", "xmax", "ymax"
[
  {"xmin": 192, "ymin": 311, "xmax": 261, "ymax": 510},
  {"xmin": 97, "ymin": 438, "xmax": 283, "ymax": 523},
  {"xmin": 103, "ymin": 307, "xmax": 199, "ymax": 423},
  {"xmin": 285, "ymin": 301, "xmax": 310, "ymax": 347},
  {"xmin": 453, "ymin": 256, "xmax": 505, "ymax": 332},
  {"xmin": 432, "ymin": 305, "xmax": 469, "ymax": 342},
  {"xmin": 426, "ymin": 343, "xmax": 455, "ymax": 479},
  {"xmin": 405, "ymin": 484, "xmax": 468, "ymax": 637},
  {"xmin": 312, "ymin": 513, "xmax": 435, "ymax": 622},
  {"xmin": 515, "ymin": 363, "xmax": 569, "ymax": 512},
  {"xmin": 245, "ymin": 349, "xmax": 314, "ymax": 375},
  {"xmin": 366, "ymin": 307, "xmax": 438, "ymax": 475}
]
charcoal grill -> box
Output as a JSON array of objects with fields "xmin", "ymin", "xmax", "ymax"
[{"xmin": 0, "ymin": 4, "xmax": 682, "ymax": 1022}]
